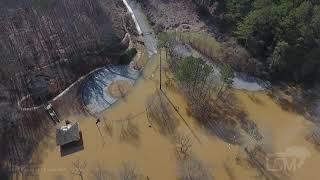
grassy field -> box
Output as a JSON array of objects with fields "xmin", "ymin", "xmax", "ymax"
[{"xmin": 162, "ymin": 31, "xmax": 222, "ymax": 61}]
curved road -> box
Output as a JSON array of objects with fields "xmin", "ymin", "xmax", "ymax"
[{"xmin": 123, "ymin": 0, "xmax": 158, "ymax": 55}]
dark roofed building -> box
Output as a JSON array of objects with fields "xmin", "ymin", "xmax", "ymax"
[{"xmin": 56, "ymin": 122, "xmax": 81, "ymax": 146}]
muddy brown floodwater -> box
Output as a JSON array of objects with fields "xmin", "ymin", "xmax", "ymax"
[
  {"xmin": 15, "ymin": 52, "xmax": 320, "ymax": 180},
  {"xmin": 234, "ymin": 91, "xmax": 320, "ymax": 180},
  {"xmin": 107, "ymin": 80, "xmax": 133, "ymax": 98}
]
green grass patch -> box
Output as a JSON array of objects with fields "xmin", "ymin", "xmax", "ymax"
[
  {"xmin": 178, "ymin": 32, "xmax": 222, "ymax": 61},
  {"xmin": 159, "ymin": 31, "xmax": 222, "ymax": 61}
]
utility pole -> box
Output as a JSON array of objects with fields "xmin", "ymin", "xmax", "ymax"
[
  {"xmin": 95, "ymin": 118, "xmax": 105, "ymax": 146},
  {"xmin": 160, "ymin": 48, "xmax": 162, "ymax": 90}
]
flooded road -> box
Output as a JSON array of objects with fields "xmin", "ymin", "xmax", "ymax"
[{"xmin": 126, "ymin": 0, "xmax": 158, "ymax": 55}]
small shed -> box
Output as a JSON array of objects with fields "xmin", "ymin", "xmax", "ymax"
[{"xmin": 56, "ymin": 122, "xmax": 81, "ymax": 146}]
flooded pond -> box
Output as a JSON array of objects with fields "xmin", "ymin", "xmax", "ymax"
[
  {"xmin": 82, "ymin": 0, "xmax": 158, "ymax": 115},
  {"xmin": 82, "ymin": 65, "xmax": 140, "ymax": 114}
]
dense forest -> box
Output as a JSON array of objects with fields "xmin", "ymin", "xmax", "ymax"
[
  {"xmin": 0, "ymin": 0, "xmax": 135, "ymax": 105},
  {"xmin": 0, "ymin": 0, "xmax": 133, "ymax": 173},
  {"xmin": 195, "ymin": 0, "xmax": 320, "ymax": 84},
  {"xmin": 0, "ymin": 0, "xmax": 126, "ymax": 75}
]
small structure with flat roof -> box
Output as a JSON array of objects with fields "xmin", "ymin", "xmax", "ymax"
[
  {"xmin": 56, "ymin": 121, "xmax": 83, "ymax": 156},
  {"xmin": 56, "ymin": 122, "xmax": 80, "ymax": 146}
]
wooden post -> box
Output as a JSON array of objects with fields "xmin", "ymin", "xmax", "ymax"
[
  {"xmin": 160, "ymin": 49, "xmax": 162, "ymax": 90},
  {"xmin": 96, "ymin": 122, "xmax": 105, "ymax": 146}
]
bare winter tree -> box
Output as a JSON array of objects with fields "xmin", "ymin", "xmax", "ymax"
[
  {"xmin": 119, "ymin": 114, "xmax": 140, "ymax": 145},
  {"xmin": 307, "ymin": 125, "xmax": 320, "ymax": 149},
  {"xmin": 175, "ymin": 134, "xmax": 192, "ymax": 160},
  {"xmin": 177, "ymin": 157, "xmax": 213, "ymax": 180},
  {"xmin": 0, "ymin": 0, "xmax": 134, "ymax": 176},
  {"xmin": 244, "ymin": 146, "xmax": 285, "ymax": 179},
  {"xmin": 118, "ymin": 162, "xmax": 139, "ymax": 180},
  {"xmin": 91, "ymin": 162, "xmax": 114, "ymax": 180},
  {"xmin": 0, "ymin": 79, "xmax": 53, "ymax": 169},
  {"xmin": 145, "ymin": 90, "xmax": 179, "ymax": 136},
  {"xmin": 71, "ymin": 160, "xmax": 87, "ymax": 180},
  {"xmin": 103, "ymin": 118, "xmax": 114, "ymax": 137}
]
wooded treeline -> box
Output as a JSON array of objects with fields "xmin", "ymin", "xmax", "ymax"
[
  {"xmin": 0, "ymin": 0, "xmax": 136, "ymax": 103},
  {"xmin": 0, "ymin": 0, "xmax": 133, "ymax": 103},
  {"xmin": 194, "ymin": 0, "xmax": 320, "ymax": 84},
  {"xmin": 0, "ymin": 0, "xmax": 133, "ymax": 176},
  {"xmin": 0, "ymin": 0, "xmax": 127, "ymax": 76}
]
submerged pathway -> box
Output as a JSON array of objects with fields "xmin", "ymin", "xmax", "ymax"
[{"xmin": 124, "ymin": 0, "xmax": 158, "ymax": 55}]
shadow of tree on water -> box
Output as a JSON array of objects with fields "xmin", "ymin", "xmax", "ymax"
[
  {"xmin": 177, "ymin": 155, "xmax": 213, "ymax": 180},
  {"xmin": 187, "ymin": 91, "xmax": 262, "ymax": 145},
  {"xmin": 145, "ymin": 90, "xmax": 179, "ymax": 137},
  {"xmin": 243, "ymin": 146, "xmax": 289, "ymax": 180},
  {"xmin": 268, "ymin": 85, "xmax": 320, "ymax": 124},
  {"xmin": 119, "ymin": 114, "xmax": 140, "ymax": 146}
]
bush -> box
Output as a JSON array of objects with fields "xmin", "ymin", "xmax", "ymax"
[{"xmin": 176, "ymin": 56, "xmax": 212, "ymax": 87}]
